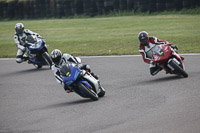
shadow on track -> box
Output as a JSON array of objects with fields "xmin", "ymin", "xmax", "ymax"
[
  {"xmin": 134, "ymin": 75, "xmax": 183, "ymax": 87},
  {"xmin": 2, "ymin": 68, "xmax": 49, "ymax": 77},
  {"xmin": 34, "ymin": 99, "xmax": 93, "ymax": 111},
  {"xmin": 119, "ymin": 75, "xmax": 184, "ymax": 89}
]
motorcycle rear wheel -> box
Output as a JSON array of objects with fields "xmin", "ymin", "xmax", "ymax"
[
  {"xmin": 169, "ymin": 60, "xmax": 188, "ymax": 78},
  {"xmin": 42, "ymin": 52, "xmax": 52, "ymax": 68},
  {"xmin": 78, "ymin": 83, "xmax": 99, "ymax": 101}
]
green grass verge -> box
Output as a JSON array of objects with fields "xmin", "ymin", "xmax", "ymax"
[{"xmin": 0, "ymin": 14, "xmax": 200, "ymax": 57}]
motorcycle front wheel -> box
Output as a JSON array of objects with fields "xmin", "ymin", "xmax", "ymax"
[
  {"xmin": 169, "ymin": 60, "xmax": 188, "ymax": 78},
  {"xmin": 78, "ymin": 83, "xmax": 99, "ymax": 101},
  {"xmin": 98, "ymin": 86, "xmax": 105, "ymax": 97}
]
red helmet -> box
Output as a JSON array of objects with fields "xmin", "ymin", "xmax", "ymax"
[{"xmin": 138, "ymin": 31, "xmax": 149, "ymax": 46}]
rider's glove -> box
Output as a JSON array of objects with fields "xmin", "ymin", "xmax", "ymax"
[
  {"xmin": 170, "ymin": 44, "xmax": 178, "ymax": 52},
  {"xmin": 150, "ymin": 59, "xmax": 155, "ymax": 65},
  {"xmin": 170, "ymin": 44, "xmax": 178, "ymax": 49}
]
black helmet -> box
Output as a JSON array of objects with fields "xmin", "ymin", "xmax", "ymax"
[
  {"xmin": 138, "ymin": 31, "xmax": 149, "ymax": 46},
  {"xmin": 15, "ymin": 23, "xmax": 24, "ymax": 36},
  {"xmin": 51, "ymin": 49, "xmax": 62, "ymax": 66}
]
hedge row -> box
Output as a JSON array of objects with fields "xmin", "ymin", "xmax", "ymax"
[{"xmin": 0, "ymin": 0, "xmax": 199, "ymax": 19}]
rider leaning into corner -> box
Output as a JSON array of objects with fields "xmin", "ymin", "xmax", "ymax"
[
  {"xmin": 50, "ymin": 49, "xmax": 99, "ymax": 93},
  {"xmin": 14, "ymin": 23, "xmax": 42, "ymax": 63},
  {"xmin": 138, "ymin": 31, "xmax": 184, "ymax": 76}
]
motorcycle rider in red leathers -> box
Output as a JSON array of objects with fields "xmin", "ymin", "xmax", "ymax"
[{"xmin": 138, "ymin": 31, "xmax": 181, "ymax": 76}]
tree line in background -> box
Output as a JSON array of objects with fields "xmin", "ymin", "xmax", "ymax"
[{"xmin": 0, "ymin": 0, "xmax": 199, "ymax": 19}]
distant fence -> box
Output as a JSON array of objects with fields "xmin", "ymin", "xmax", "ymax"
[{"xmin": 0, "ymin": 0, "xmax": 199, "ymax": 19}]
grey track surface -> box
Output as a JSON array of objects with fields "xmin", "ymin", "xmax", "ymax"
[{"xmin": 0, "ymin": 55, "xmax": 200, "ymax": 133}]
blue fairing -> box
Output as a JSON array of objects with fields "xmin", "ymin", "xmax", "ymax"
[
  {"xmin": 29, "ymin": 40, "xmax": 45, "ymax": 52},
  {"xmin": 77, "ymin": 80, "xmax": 91, "ymax": 88},
  {"xmin": 28, "ymin": 39, "xmax": 46, "ymax": 65},
  {"xmin": 29, "ymin": 58, "xmax": 43, "ymax": 65},
  {"xmin": 62, "ymin": 65, "xmax": 81, "ymax": 86}
]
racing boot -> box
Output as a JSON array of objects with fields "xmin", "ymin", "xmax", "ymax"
[
  {"xmin": 16, "ymin": 55, "xmax": 29, "ymax": 63},
  {"xmin": 150, "ymin": 63, "xmax": 162, "ymax": 76}
]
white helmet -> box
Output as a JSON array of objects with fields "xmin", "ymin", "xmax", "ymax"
[
  {"xmin": 15, "ymin": 23, "xmax": 24, "ymax": 36},
  {"xmin": 51, "ymin": 49, "xmax": 62, "ymax": 65}
]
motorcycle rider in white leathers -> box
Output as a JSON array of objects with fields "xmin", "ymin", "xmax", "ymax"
[
  {"xmin": 50, "ymin": 49, "xmax": 98, "ymax": 93},
  {"xmin": 14, "ymin": 23, "xmax": 42, "ymax": 63}
]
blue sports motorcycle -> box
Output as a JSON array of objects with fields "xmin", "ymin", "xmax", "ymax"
[
  {"xmin": 25, "ymin": 35, "xmax": 52, "ymax": 69},
  {"xmin": 60, "ymin": 63, "xmax": 105, "ymax": 101}
]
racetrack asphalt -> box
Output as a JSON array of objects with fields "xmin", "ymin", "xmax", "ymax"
[{"xmin": 0, "ymin": 54, "xmax": 200, "ymax": 133}]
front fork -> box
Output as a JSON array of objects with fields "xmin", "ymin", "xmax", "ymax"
[{"xmin": 81, "ymin": 70, "xmax": 101, "ymax": 94}]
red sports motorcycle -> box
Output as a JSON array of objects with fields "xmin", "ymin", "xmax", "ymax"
[{"xmin": 152, "ymin": 44, "xmax": 188, "ymax": 78}]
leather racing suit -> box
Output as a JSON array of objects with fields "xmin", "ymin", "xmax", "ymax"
[
  {"xmin": 51, "ymin": 54, "xmax": 96, "ymax": 93},
  {"xmin": 139, "ymin": 36, "xmax": 177, "ymax": 75},
  {"xmin": 14, "ymin": 29, "xmax": 41, "ymax": 63}
]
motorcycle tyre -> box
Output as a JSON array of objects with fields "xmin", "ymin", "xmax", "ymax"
[
  {"xmin": 98, "ymin": 86, "xmax": 105, "ymax": 97},
  {"xmin": 42, "ymin": 52, "xmax": 52, "ymax": 68},
  {"xmin": 78, "ymin": 83, "xmax": 99, "ymax": 101},
  {"xmin": 169, "ymin": 60, "xmax": 188, "ymax": 78}
]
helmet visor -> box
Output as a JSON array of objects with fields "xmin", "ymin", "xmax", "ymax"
[
  {"xmin": 140, "ymin": 39, "xmax": 148, "ymax": 46},
  {"xmin": 16, "ymin": 27, "xmax": 24, "ymax": 36},
  {"xmin": 139, "ymin": 35, "xmax": 148, "ymax": 46},
  {"xmin": 52, "ymin": 56, "xmax": 61, "ymax": 66}
]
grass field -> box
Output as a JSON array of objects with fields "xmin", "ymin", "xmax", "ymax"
[{"xmin": 0, "ymin": 15, "xmax": 200, "ymax": 57}]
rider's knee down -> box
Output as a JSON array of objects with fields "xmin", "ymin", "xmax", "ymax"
[
  {"xmin": 16, "ymin": 58, "xmax": 23, "ymax": 63},
  {"xmin": 150, "ymin": 67, "xmax": 160, "ymax": 76},
  {"xmin": 16, "ymin": 55, "xmax": 24, "ymax": 63}
]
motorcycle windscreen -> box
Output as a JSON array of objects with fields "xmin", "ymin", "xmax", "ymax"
[
  {"xmin": 28, "ymin": 39, "xmax": 44, "ymax": 54},
  {"xmin": 153, "ymin": 45, "xmax": 172, "ymax": 63},
  {"xmin": 61, "ymin": 64, "xmax": 81, "ymax": 86}
]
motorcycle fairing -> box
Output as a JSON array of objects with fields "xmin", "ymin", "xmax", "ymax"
[
  {"xmin": 28, "ymin": 52, "xmax": 48, "ymax": 65},
  {"xmin": 171, "ymin": 52, "xmax": 185, "ymax": 70},
  {"xmin": 28, "ymin": 39, "xmax": 45, "ymax": 54},
  {"xmin": 153, "ymin": 45, "xmax": 172, "ymax": 63},
  {"xmin": 62, "ymin": 65, "xmax": 81, "ymax": 86},
  {"xmin": 77, "ymin": 80, "xmax": 91, "ymax": 88},
  {"xmin": 29, "ymin": 57, "xmax": 43, "ymax": 65}
]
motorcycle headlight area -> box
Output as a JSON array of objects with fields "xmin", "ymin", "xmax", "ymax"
[
  {"xmin": 64, "ymin": 80, "xmax": 73, "ymax": 85},
  {"xmin": 29, "ymin": 41, "xmax": 42, "ymax": 49}
]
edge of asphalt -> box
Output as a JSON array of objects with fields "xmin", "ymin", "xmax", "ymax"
[{"xmin": 0, "ymin": 53, "xmax": 200, "ymax": 60}]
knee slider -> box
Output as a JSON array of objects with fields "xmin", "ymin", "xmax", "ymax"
[{"xmin": 16, "ymin": 58, "xmax": 23, "ymax": 63}]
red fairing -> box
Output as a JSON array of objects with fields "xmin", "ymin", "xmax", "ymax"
[
  {"xmin": 153, "ymin": 45, "xmax": 172, "ymax": 63},
  {"xmin": 172, "ymin": 51, "xmax": 185, "ymax": 70}
]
